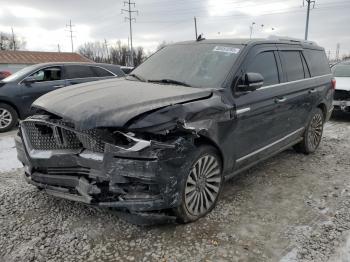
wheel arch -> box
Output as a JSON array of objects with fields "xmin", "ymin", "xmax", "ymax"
[
  {"xmin": 0, "ymin": 99, "xmax": 20, "ymax": 118},
  {"xmin": 317, "ymin": 102, "xmax": 327, "ymax": 120},
  {"xmin": 194, "ymin": 135, "xmax": 225, "ymax": 170}
]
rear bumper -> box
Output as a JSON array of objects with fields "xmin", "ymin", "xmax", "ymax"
[{"xmin": 16, "ymin": 131, "xmax": 194, "ymax": 220}]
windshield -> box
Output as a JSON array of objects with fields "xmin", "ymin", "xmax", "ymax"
[
  {"xmin": 131, "ymin": 43, "xmax": 243, "ymax": 88},
  {"xmin": 332, "ymin": 63, "xmax": 350, "ymax": 77},
  {"xmin": 1, "ymin": 65, "xmax": 38, "ymax": 83}
]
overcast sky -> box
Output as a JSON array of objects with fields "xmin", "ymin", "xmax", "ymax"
[{"xmin": 0, "ymin": 0, "xmax": 349, "ymax": 58}]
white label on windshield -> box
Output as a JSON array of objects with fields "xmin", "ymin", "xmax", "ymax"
[{"xmin": 213, "ymin": 46, "xmax": 240, "ymax": 54}]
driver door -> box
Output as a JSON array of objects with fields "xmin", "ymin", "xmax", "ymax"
[
  {"xmin": 232, "ymin": 45, "xmax": 286, "ymax": 169},
  {"xmin": 20, "ymin": 66, "xmax": 66, "ymax": 116}
]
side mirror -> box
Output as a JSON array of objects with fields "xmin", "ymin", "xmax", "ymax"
[
  {"xmin": 22, "ymin": 77, "xmax": 36, "ymax": 85},
  {"xmin": 238, "ymin": 73, "xmax": 264, "ymax": 92}
]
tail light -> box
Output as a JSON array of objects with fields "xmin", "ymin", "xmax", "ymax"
[{"xmin": 331, "ymin": 78, "xmax": 336, "ymax": 90}]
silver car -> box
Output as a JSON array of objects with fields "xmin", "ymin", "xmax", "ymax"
[{"xmin": 332, "ymin": 61, "xmax": 350, "ymax": 112}]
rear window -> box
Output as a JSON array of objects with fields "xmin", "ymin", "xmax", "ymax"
[
  {"xmin": 280, "ymin": 51, "xmax": 305, "ymax": 81},
  {"xmin": 65, "ymin": 65, "xmax": 96, "ymax": 79},
  {"xmin": 90, "ymin": 66, "xmax": 114, "ymax": 77},
  {"xmin": 304, "ymin": 50, "xmax": 330, "ymax": 77},
  {"xmin": 332, "ymin": 63, "xmax": 350, "ymax": 77}
]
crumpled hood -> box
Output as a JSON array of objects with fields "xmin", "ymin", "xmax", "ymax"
[{"xmin": 33, "ymin": 78, "xmax": 213, "ymax": 129}]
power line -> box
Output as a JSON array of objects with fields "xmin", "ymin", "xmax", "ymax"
[
  {"xmin": 66, "ymin": 19, "xmax": 75, "ymax": 52},
  {"xmin": 122, "ymin": 0, "xmax": 138, "ymax": 67}
]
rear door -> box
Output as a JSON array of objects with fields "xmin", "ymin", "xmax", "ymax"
[
  {"xmin": 232, "ymin": 44, "xmax": 286, "ymax": 169},
  {"xmin": 64, "ymin": 65, "xmax": 115, "ymax": 86},
  {"xmin": 277, "ymin": 45, "xmax": 317, "ymax": 130},
  {"xmin": 20, "ymin": 66, "xmax": 66, "ymax": 116}
]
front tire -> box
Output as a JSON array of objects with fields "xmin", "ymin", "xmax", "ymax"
[
  {"xmin": 175, "ymin": 145, "xmax": 223, "ymax": 223},
  {"xmin": 294, "ymin": 108, "xmax": 324, "ymax": 154},
  {"xmin": 0, "ymin": 103, "xmax": 18, "ymax": 133}
]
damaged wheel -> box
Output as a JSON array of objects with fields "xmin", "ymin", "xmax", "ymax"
[{"xmin": 175, "ymin": 146, "xmax": 223, "ymax": 223}]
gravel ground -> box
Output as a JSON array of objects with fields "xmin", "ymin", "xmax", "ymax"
[{"xmin": 0, "ymin": 114, "xmax": 349, "ymax": 262}]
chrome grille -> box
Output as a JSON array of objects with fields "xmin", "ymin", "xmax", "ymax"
[
  {"xmin": 47, "ymin": 166, "xmax": 91, "ymax": 176},
  {"xmin": 21, "ymin": 119, "xmax": 105, "ymax": 153}
]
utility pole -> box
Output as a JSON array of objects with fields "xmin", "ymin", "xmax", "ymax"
[
  {"xmin": 11, "ymin": 27, "xmax": 16, "ymax": 51},
  {"xmin": 66, "ymin": 19, "xmax": 75, "ymax": 53},
  {"xmin": 122, "ymin": 0, "xmax": 138, "ymax": 67},
  {"xmin": 57, "ymin": 44, "xmax": 61, "ymax": 53},
  {"xmin": 194, "ymin": 17, "xmax": 198, "ymax": 40},
  {"xmin": 304, "ymin": 0, "xmax": 315, "ymax": 40},
  {"xmin": 249, "ymin": 22, "xmax": 256, "ymax": 39},
  {"xmin": 104, "ymin": 39, "xmax": 110, "ymax": 63}
]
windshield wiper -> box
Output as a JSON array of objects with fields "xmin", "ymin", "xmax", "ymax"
[
  {"xmin": 127, "ymin": 73, "xmax": 147, "ymax": 82},
  {"xmin": 148, "ymin": 79, "xmax": 191, "ymax": 87}
]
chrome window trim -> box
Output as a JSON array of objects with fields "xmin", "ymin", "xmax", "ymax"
[
  {"xmin": 236, "ymin": 107, "xmax": 251, "ymax": 115},
  {"xmin": 259, "ymin": 74, "xmax": 333, "ymax": 90},
  {"xmin": 236, "ymin": 127, "xmax": 305, "ymax": 163}
]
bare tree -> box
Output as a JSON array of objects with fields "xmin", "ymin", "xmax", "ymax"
[{"xmin": 0, "ymin": 31, "xmax": 26, "ymax": 51}]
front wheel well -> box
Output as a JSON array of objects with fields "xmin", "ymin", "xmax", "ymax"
[
  {"xmin": 194, "ymin": 136, "xmax": 224, "ymax": 170},
  {"xmin": 0, "ymin": 100, "xmax": 20, "ymax": 118}
]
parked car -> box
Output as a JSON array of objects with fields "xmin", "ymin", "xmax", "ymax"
[
  {"xmin": 0, "ymin": 71, "xmax": 11, "ymax": 80},
  {"xmin": 331, "ymin": 60, "xmax": 350, "ymax": 112},
  {"xmin": 16, "ymin": 38, "xmax": 333, "ymax": 224},
  {"xmin": 120, "ymin": 66, "xmax": 134, "ymax": 74},
  {"xmin": 0, "ymin": 62, "xmax": 125, "ymax": 132}
]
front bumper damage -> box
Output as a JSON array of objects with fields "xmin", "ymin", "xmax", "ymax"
[{"xmin": 16, "ymin": 117, "xmax": 196, "ymax": 224}]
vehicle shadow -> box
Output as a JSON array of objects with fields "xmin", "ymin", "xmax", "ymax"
[{"xmin": 331, "ymin": 111, "xmax": 350, "ymax": 122}]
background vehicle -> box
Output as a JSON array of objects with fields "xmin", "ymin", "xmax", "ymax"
[
  {"xmin": 331, "ymin": 60, "xmax": 350, "ymax": 112},
  {"xmin": 0, "ymin": 71, "xmax": 11, "ymax": 80},
  {"xmin": 16, "ymin": 38, "xmax": 333, "ymax": 224},
  {"xmin": 0, "ymin": 62, "xmax": 125, "ymax": 132}
]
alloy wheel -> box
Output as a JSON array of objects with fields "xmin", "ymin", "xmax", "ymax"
[
  {"xmin": 184, "ymin": 154, "xmax": 222, "ymax": 217},
  {"xmin": 307, "ymin": 113, "xmax": 323, "ymax": 151},
  {"xmin": 0, "ymin": 108, "xmax": 12, "ymax": 129}
]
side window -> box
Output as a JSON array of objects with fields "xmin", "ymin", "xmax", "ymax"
[
  {"xmin": 29, "ymin": 67, "xmax": 62, "ymax": 82},
  {"xmin": 280, "ymin": 51, "xmax": 305, "ymax": 81},
  {"xmin": 304, "ymin": 50, "xmax": 331, "ymax": 76},
  {"xmin": 90, "ymin": 66, "xmax": 114, "ymax": 77},
  {"xmin": 65, "ymin": 65, "xmax": 96, "ymax": 79},
  {"xmin": 246, "ymin": 51, "xmax": 279, "ymax": 86}
]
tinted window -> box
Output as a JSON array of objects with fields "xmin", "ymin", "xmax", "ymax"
[
  {"xmin": 28, "ymin": 67, "xmax": 62, "ymax": 82},
  {"xmin": 65, "ymin": 65, "xmax": 96, "ymax": 79},
  {"xmin": 246, "ymin": 52, "xmax": 279, "ymax": 86},
  {"xmin": 304, "ymin": 50, "xmax": 331, "ymax": 76},
  {"xmin": 91, "ymin": 66, "xmax": 114, "ymax": 77},
  {"xmin": 281, "ymin": 51, "xmax": 305, "ymax": 81}
]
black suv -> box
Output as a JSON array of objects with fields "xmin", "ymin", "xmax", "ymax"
[
  {"xmin": 0, "ymin": 62, "xmax": 125, "ymax": 132},
  {"xmin": 16, "ymin": 39, "xmax": 333, "ymax": 224}
]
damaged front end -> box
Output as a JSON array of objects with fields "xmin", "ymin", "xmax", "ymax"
[{"xmin": 16, "ymin": 114, "xmax": 200, "ymax": 223}]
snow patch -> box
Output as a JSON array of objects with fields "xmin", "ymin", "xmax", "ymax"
[{"xmin": 0, "ymin": 135, "xmax": 22, "ymax": 172}]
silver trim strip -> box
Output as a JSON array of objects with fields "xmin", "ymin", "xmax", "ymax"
[
  {"xmin": 236, "ymin": 107, "xmax": 251, "ymax": 115},
  {"xmin": 259, "ymin": 74, "xmax": 333, "ymax": 90},
  {"xmin": 236, "ymin": 127, "xmax": 305, "ymax": 163}
]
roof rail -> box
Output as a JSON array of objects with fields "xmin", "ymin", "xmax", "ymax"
[{"xmin": 267, "ymin": 35, "xmax": 317, "ymax": 45}]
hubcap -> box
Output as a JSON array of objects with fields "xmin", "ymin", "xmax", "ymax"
[
  {"xmin": 184, "ymin": 154, "xmax": 222, "ymax": 216},
  {"xmin": 0, "ymin": 108, "xmax": 12, "ymax": 129},
  {"xmin": 307, "ymin": 113, "xmax": 323, "ymax": 151}
]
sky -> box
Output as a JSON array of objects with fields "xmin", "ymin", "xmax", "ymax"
[{"xmin": 0, "ymin": 0, "xmax": 349, "ymax": 59}]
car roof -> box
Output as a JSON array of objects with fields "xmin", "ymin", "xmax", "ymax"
[{"xmin": 174, "ymin": 37, "xmax": 324, "ymax": 50}]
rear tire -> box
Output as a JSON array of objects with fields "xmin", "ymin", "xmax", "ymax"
[
  {"xmin": 174, "ymin": 145, "xmax": 223, "ymax": 223},
  {"xmin": 0, "ymin": 103, "xmax": 18, "ymax": 133},
  {"xmin": 294, "ymin": 108, "xmax": 324, "ymax": 154}
]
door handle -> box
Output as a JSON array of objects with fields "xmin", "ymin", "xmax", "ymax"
[
  {"xmin": 275, "ymin": 97, "xmax": 287, "ymax": 103},
  {"xmin": 309, "ymin": 88, "xmax": 317, "ymax": 94},
  {"xmin": 53, "ymin": 85, "xmax": 64, "ymax": 88}
]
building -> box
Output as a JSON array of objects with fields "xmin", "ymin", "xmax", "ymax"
[{"xmin": 0, "ymin": 50, "xmax": 92, "ymax": 73}]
